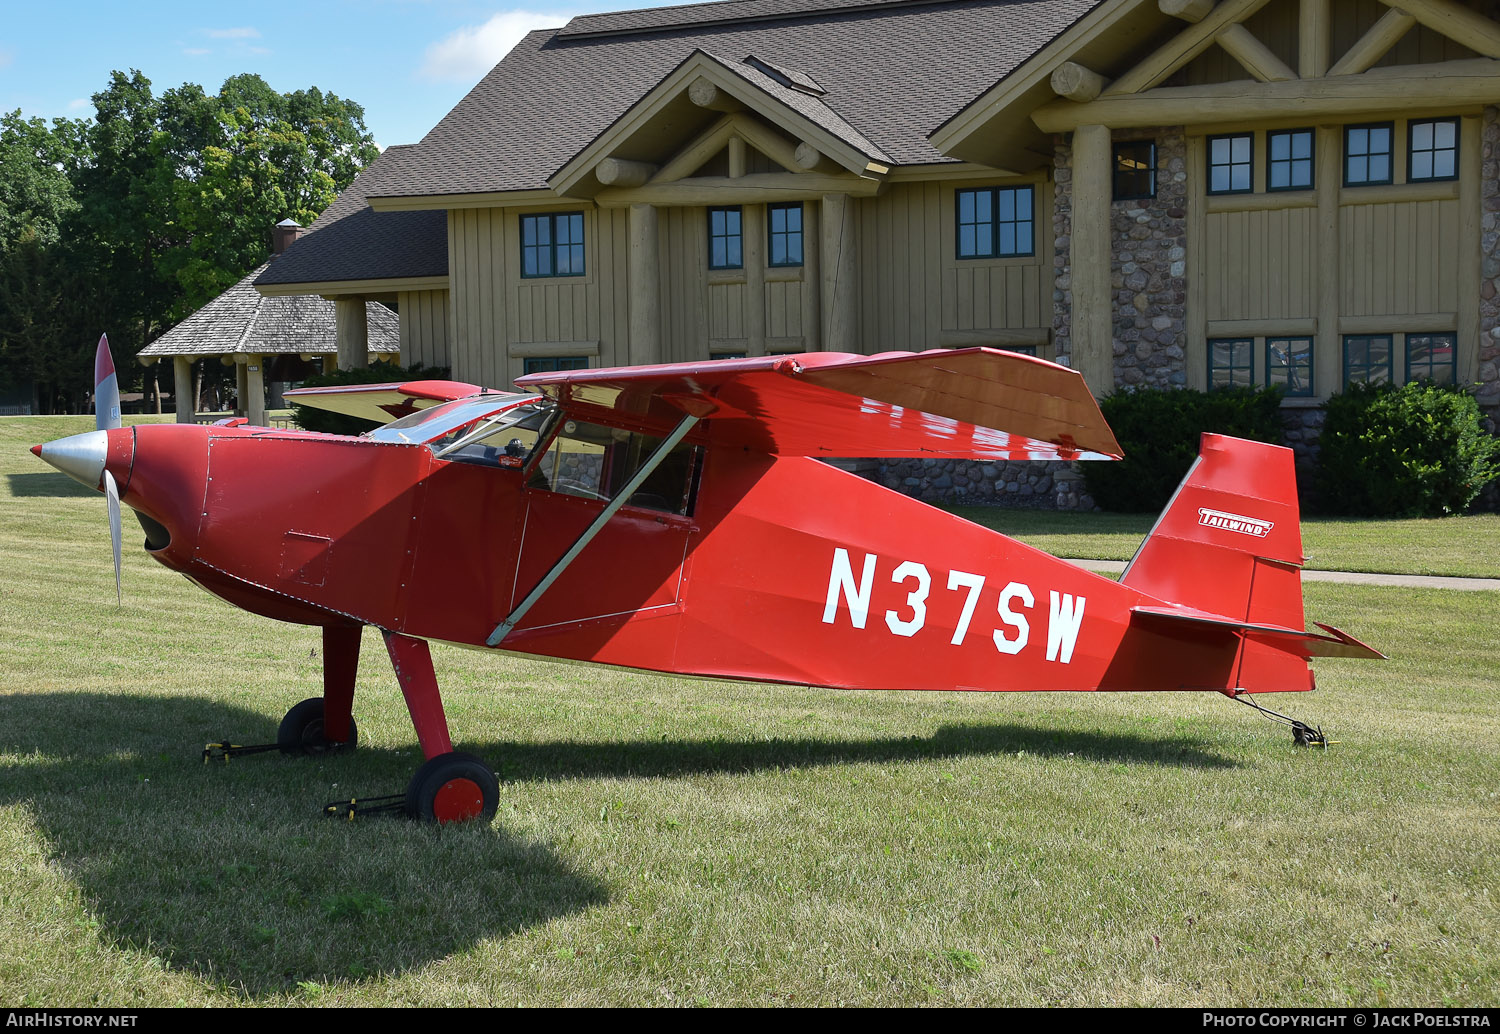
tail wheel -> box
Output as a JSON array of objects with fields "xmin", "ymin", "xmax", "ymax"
[
  {"xmin": 277, "ymin": 697, "xmax": 358, "ymax": 756},
  {"xmin": 405, "ymin": 752, "xmax": 498, "ymax": 824}
]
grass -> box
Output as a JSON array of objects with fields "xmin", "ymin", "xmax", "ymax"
[
  {"xmin": 1, "ymin": 416, "xmax": 1497, "ymax": 1005},
  {"xmin": 950, "ymin": 508, "xmax": 1500, "ymax": 579}
]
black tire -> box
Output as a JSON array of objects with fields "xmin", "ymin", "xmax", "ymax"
[
  {"xmin": 277, "ymin": 697, "xmax": 358, "ymax": 756},
  {"xmin": 404, "ymin": 752, "xmax": 498, "ymax": 824}
]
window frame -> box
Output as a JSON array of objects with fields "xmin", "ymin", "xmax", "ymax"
[
  {"xmin": 707, "ymin": 206, "xmax": 743, "ymax": 270},
  {"xmin": 1264, "ymin": 336, "xmax": 1315, "ymax": 397},
  {"xmin": 1343, "ymin": 122, "xmax": 1395, "ymax": 188},
  {"xmin": 1342, "ymin": 334, "xmax": 1395, "ymax": 387},
  {"xmin": 1407, "ymin": 117, "xmax": 1459, "ymax": 184},
  {"xmin": 519, "ymin": 212, "xmax": 586, "ymax": 279},
  {"xmin": 522, "ymin": 356, "xmax": 589, "ymax": 376},
  {"xmin": 954, "ymin": 185, "xmax": 1036, "ymax": 260},
  {"xmin": 1405, "ymin": 331, "xmax": 1458, "ymax": 385},
  {"xmin": 1208, "ymin": 337, "xmax": 1255, "ymax": 388},
  {"xmin": 1206, "ymin": 133, "xmax": 1254, "ymax": 196},
  {"xmin": 1112, "ymin": 140, "xmax": 1157, "ymax": 201},
  {"xmin": 766, "ymin": 202, "xmax": 804, "ymax": 268},
  {"xmin": 1266, "ymin": 128, "xmax": 1315, "ymax": 192}
]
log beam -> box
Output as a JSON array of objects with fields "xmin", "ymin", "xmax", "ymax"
[
  {"xmin": 688, "ymin": 77, "xmax": 743, "ymax": 112},
  {"xmin": 334, "ymin": 298, "xmax": 369, "ymax": 371},
  {"xmin": 1328, "ymin": 8, "xmax": 1415, "ymax": 76},
  {"xmin": 1378, "ymin": 0, "xmax": 1500, "ymax": 59},
  {"xmin": 1218, "ymin": 24, "xmax": 1298, "ymax": 81},
  {"xmin": 1299, "ymin": 0, "xmax": 1331, "ymax": 78},
  {"xmin": 595, "ymin": 157, "xmax": 657, "ymax": 187},
  {"xmin": 1035, "ymin": 59, "xmax": 1500, "ymax": 131},
  {"xmin": 172, "ymin": 356, "xmax": 194, "ymax": 423},
  {"xmin": 1161, "ymin": 0, "xmax": 1214, "ymax": 20},
  {"xmin": 1050, "ymin": 61, "xmax": 1106, "ymax": 102},
  {"xmin": 1070, "ymin": 124, "xmax": 1115, "ymax": 397},
  {"xmin": 1106, "ymin": 0, "xmax": 1276, "ymax": 95}
]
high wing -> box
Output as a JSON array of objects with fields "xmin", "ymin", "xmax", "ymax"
[
  {"xmin": 516, "ymin": 348, "xmax": 1123, "ymax": 461},
  {"xmin": 284, "ymin": 379, "xmax": 491, "ymax": 424}
]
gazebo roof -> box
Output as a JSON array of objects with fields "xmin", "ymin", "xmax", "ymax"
[{"xmin": 139, "ymin": 261, "xmax": 400, "ymax": 359}]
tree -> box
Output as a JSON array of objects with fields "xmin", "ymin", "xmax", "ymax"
[{"xmin": 0, "ymin": 70, "xmax": 379, "ymax": 410}]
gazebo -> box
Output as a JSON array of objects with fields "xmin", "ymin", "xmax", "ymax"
[{"xmin": 137, "ymin": 221, "xmax": 400, "ymax": 424}]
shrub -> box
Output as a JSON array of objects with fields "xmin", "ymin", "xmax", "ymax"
[
  {"xmin": 1082, "ymin": 385, "xmax": 1286, "ymax": 512},
  {"xmin": 290, "ymin": 359, "xmax": 450, "ymax": 436},
  {"xmin": 1314, "ymin": 380, "xmax": 1500, "ymax": 517}
]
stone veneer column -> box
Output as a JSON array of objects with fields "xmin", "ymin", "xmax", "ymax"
[
  {"xmin": 1070, "ymin": 124, "xmax": 1115, "ymax": 397},
  {"xmin": 1109, "ymin": 129, "xmax": 1188, "ymax": 388},
  {"xmin": 335, "ymin": 299, "xmax": 369, "ymax": 371},
  {"xmin": 172, "ymin": 356, "xmax": 194, "ymax": 423},
  {"xmin": 628, "ymin": 203, "xmax": 661, "ymax": 366}
]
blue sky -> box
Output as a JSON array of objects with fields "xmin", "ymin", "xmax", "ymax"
[{"xmin": 0, "ymin": 1, "xmax": 700, "ymax": 149}]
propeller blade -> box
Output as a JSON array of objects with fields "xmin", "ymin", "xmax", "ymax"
[
  {"xmin": 104, "ymin": 468, "xmax": 122, "ymax": 606},
  {"xmin": 95, "ymin": 334, "xmax": 121, "ymax": 432}
]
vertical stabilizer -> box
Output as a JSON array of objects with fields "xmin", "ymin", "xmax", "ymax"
[{"xmin": 1121, "ymin": 435, "xmax": 1308, "ymax": 694}]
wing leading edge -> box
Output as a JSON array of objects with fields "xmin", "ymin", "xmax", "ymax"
[
  {"xmin": 516, "ymin": 348, "xmax": 1123, "ymax": 462},
  {"xmin": 285, "ymin": 379, "xmax": 491, "ymax": 425}
]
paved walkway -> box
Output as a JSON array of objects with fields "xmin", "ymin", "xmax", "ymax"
[{"xmin": 1063, "ymin": 558, "xmax": 1500, "ymax": 592}]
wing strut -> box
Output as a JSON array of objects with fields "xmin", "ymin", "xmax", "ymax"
[{"xmin": 486, "ymin": 412, "xmax": 701, "ymax": 647}]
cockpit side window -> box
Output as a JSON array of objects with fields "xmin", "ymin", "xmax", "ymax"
[
  {"xmin": 530, "ymin": 418, "xmax": 702, "ymax": 516},
  {"xmin": 432, "ymin": 402, "xmax": 552, "ymax": 468}
]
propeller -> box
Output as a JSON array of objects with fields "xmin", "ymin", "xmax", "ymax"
[{"xmin": 95, "ymin": 334, "xmax": 123, "ymax": 605}]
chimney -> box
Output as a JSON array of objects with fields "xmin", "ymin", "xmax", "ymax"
[{"xmin": 272, "ymin": 218, "xmax": 304, "ymax": 256}]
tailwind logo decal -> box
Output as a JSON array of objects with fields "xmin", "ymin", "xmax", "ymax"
[{"xmin": 1197, "ymin": 508, "xmax": 1273, "ymax": 538}]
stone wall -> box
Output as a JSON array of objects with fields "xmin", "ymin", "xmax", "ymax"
[{"xmin": 1110, "ymin": 129, "xmax": 1188, "ymax": 388}]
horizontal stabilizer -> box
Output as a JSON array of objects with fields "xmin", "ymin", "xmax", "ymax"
[
  {"xmin": 1131, "ymin": 606, "xmax": 1386, "ymax": 660},
  {"xmin": 516, "ymin": 348, "xmax": 1122, "ymax": 461},
  {"xmin": 284, "ymin": 380, "xmax": 488, "ymax": 425}
]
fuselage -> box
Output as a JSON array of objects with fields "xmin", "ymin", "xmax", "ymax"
[{"xmin": 52, "ymin": 411, "xmax": 1246, "ymax": 696}]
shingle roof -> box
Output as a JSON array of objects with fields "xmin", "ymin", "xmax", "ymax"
[
  {"xmin": 369, "ymin": 0, "xmax": 1102, "ymax": 200},
  {"xmin": 255, "ymin": 144, "xmax": 448, "ymax": 287},
  {"xmin": 142, "ymin": 263, "xmax": 400, "ymax": 358}
]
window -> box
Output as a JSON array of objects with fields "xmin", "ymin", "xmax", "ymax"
[
  {"xmin": 956, "ymin": 186, "xmax": 1034, "ymax": 259},
  {"xmin": 1408, "ymin": 118, "xmax": 1458, "ymax": 182},
  {"xmin": 708, "ymin": 207, "xmax": 742, "ymax": 269},
  {"xmin": 711, "ymin": 351, "xmax": 748, "ymax": 360},
  {"xmin": 1266, "ymin": 337, "xmax": 1314, "ymax": 397},
  {"xmin": 1208, "ymin": 134, "xmax": 1252, "ymax": 194},
  {"xmin": 767, "ymin": 203, "xmax": 803, "ymax": 267},
  {"xmin": 1343, "ymin": 334, "xmax": 1394, "ymax": 386},
  {"xmin": 523, "ymin": 356, "xmax": 589, "ymax": 375},
  {"xmin": 1209, "ymin": 338, "xmax": 1254, "ymax": 387},
  {"xmin": 1406, "ymin": 332, "xmax": 1457, "ymax": 384},
  {"xmin": 1268, "ymin": 129, "xmax": 1314, "ymax": 191},
  {"xmin": 520, "ymin": 212, "xmax": 585, "ymax": 278},
  {"xmin": 1113, "ymin": 140, "xmax": 1156, "ymax": 200},
  {"xmin": 530, "ymin": 418, "xmax": 703, "ymax": 515},
  {"xmin": 1344, "ymin": 123, "xmax": 1393, "ymax": 187}
]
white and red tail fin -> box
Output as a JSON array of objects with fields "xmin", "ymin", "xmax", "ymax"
[{"xmin": 1121, "ymin": 434, "xmax": 1348, "ymax": 693}]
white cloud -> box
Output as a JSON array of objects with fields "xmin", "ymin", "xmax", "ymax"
[
  {"xmin": 205, "ymin": 27, "xmax": 260, "ymax": 39},
  {"xmin": 0, "ymin": 48, "xmax": 13, "ymax": 70},
  {"xmin": 66, "ymin": 98, "xmax": 88, "ymax": 110},
  {"xmin": 419, "ymin": 11, "xmax": 561, "ymax": 82},
  {"xmin": 183, "ymin": 47, "xmax": 211, "ymax": 56}
]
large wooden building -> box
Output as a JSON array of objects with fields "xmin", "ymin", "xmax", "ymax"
[{"xmin": 255, "ymin": 0, "xmax": 1500, "ymax": 505}]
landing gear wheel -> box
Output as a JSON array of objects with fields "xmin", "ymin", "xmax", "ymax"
[
  {"xmin": 277, "ymin": 697, "xmax": 358, "ymax": 756},
  {"xmin": 404, "ymin": 752, "xmax": 498, "ymax": 824}
]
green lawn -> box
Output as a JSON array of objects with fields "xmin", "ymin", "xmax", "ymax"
[
  {"xmin": 2, "ymin": 416, "xmax": 1496, "ymax": 1005},
  {"xmin": 951, "ymin": 508, "xmax": 1500, "ymax": 579}
]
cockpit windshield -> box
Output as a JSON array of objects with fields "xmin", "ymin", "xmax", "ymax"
[{"xmin": 365, "ymin": 393, "xmax": 538, "ymax": 446}]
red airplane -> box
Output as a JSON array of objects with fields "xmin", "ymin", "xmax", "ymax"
[{"xmin": 32, "ymin": 343, "xmax": 1381, "ymax": 823}]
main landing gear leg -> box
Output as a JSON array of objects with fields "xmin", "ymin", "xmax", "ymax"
[
  {"xmin": 383, "ymin": 631, "xmax": 498, "ymax": 824},
  {"xmin": 203, "ymin": 624, "xmax": 362, "ymax": 762}
]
